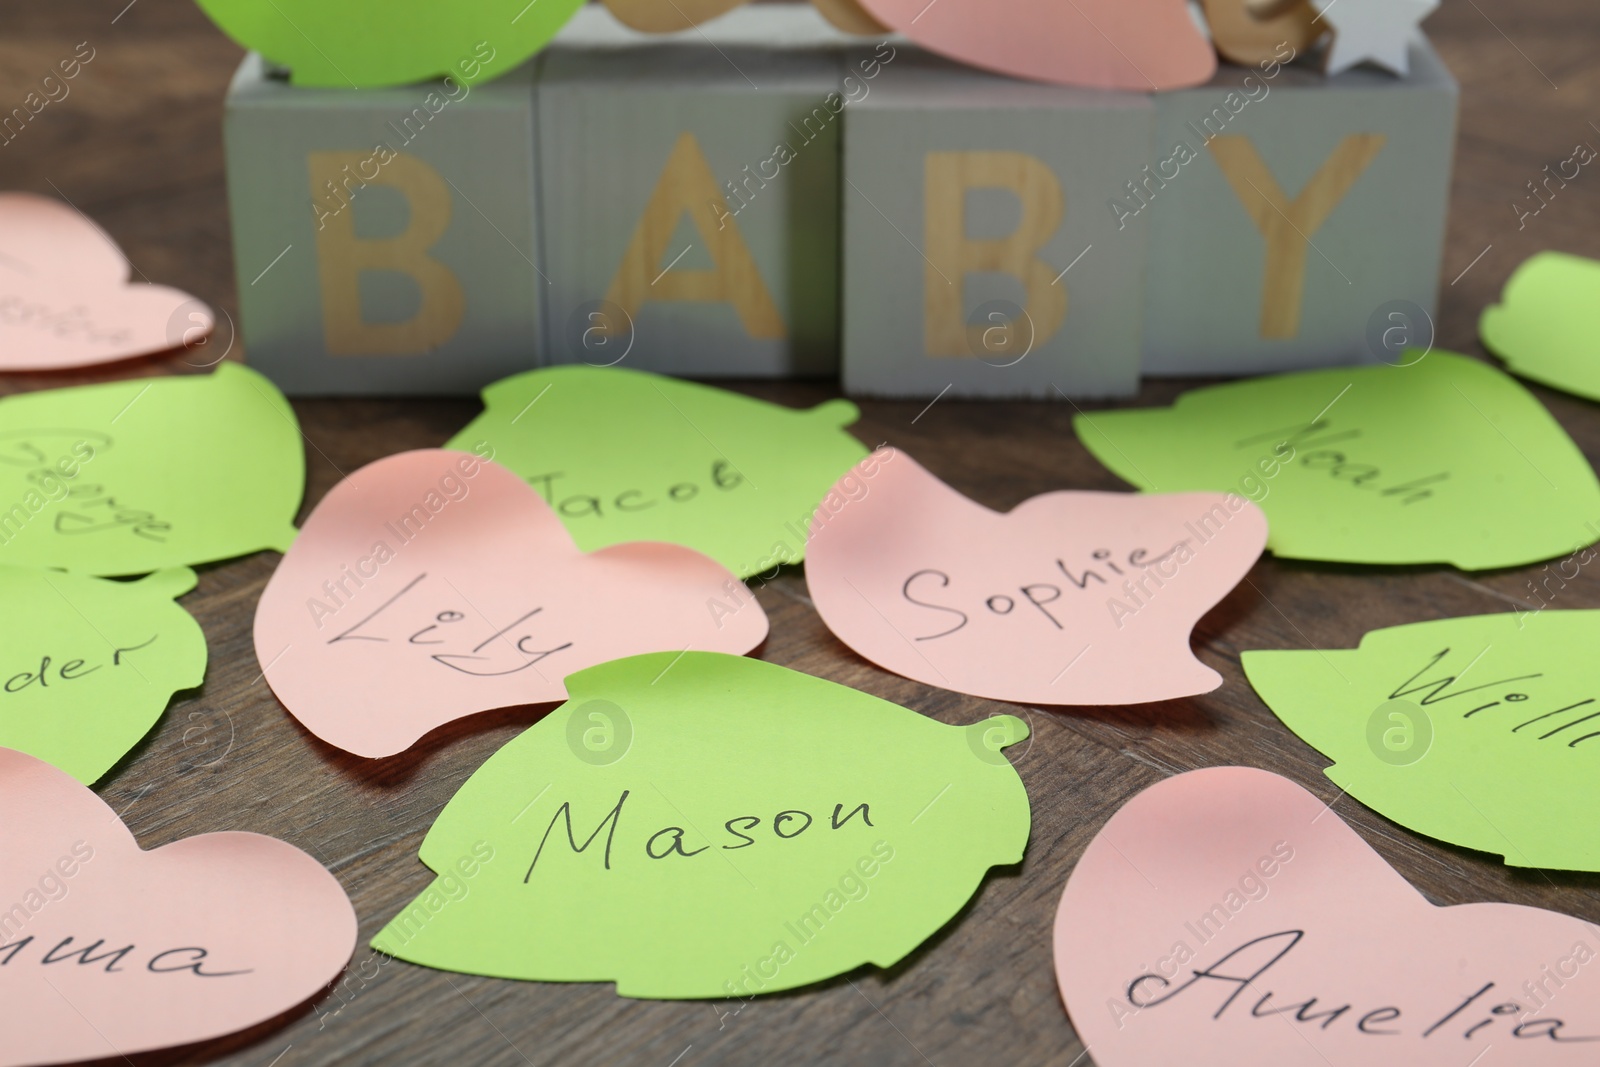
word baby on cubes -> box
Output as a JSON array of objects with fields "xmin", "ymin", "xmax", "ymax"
[{"xmin": 222, "ymin": 5, "xmax": 1457, "ymax": 396}]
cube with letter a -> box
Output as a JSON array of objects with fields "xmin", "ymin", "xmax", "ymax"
[
  {"xmin": 536, "ymin": 5, "xmax": 859, "ymax": 378},
  {"xmin": 223, "ymin": 52, "xmax": 541, "ymax": 395},
  {"xmin": 839, "ymin": 49, "xmax": 1151, "ymax": 399}
]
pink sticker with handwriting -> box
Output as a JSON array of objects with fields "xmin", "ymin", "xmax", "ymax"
[
  {"xmin": 253, "ymin": 450, "xmax": 769, "ymax": 758},
  {"xmin": 1055, "ymin": 767, "xmax": 1600, "ymax": 1066},
  {"xmin": 0, "ymin": 193, "xmax": 214, "ymax": 370},
  {"xmin": 0, "ymin": 747, "xmax": 355, "ymax": 1066},
  {"xmin": 805, "ymin": 451, "xmax": 1266, "ymax": 705}
]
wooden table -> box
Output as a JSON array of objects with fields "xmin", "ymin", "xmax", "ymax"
[{"xmin": 5, "ymin": 2, "xmax": 1599, "ymax": 1064}]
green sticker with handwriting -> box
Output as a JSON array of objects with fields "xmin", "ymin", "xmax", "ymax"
[
  {"xmin": 1245, "ymin": 609, "xmax": 1600, "ymax": 871},
  {"xmin": 371, "ymin": 652, "xmax": 1032, "ymax": 998},
  {"xmin": 193, "ymin": 0, "xmax": 583, "ymax": 88},
  {"xmin": 0, "ymin": 363, "xmax": 303, "ymax": 575},
  {"xmin": 446, "ymin": 366, "xmax": 868, "ymax": 578},
  {"xmin": 0, "ymin": 566, "xmax": 206, "ymax": 784},
  {"xmin": 1074, "ymin": 351, "xmax": 1600, "ymax": 570},
  {"xmin": 1481, "ymin": 251, "xmax": 1600, "ymax": 402}
]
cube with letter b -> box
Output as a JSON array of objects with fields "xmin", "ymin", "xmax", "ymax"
[
  {"xmin": 840, "ymin": 50, "xmax": 1151, "ymax": 399},
  {"xmin": 223, "ymin": 51, "xmax": 541, "ymax": 395}
]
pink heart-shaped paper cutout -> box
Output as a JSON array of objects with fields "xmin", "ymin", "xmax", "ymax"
[
  {"xmin": 854, "ymin": 0, "xmax": 1217, "ymax": 90},
  {"xmin": 0, "ymin": 747, "xmax": 356, "ymax": 1066},
  {"xmin": 805, "ymin": 450, "xmax": 1266, "ymax": 705},
  {"xmin": 1055, "ymin": 767, "xmax": 1600, "ymax": 1065},
  {"xmin": 0, "ymin": 193, "xmax": 214, "ymax": 370},
  {"xmin": 254, "ymin": 449, "xmax": 771, "ymax": 757}
]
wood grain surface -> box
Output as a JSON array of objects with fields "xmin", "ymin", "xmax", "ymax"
[{"xmin": 3, "ymin": 2, "xmax": 1598, "ymax": 1064}]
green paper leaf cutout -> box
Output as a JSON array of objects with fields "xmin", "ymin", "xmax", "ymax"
[
  {"xmin": 1074, "ymin": 351, "xmax": 1600, "ymax": 570},
  {"xmin": 0, "ymin": 363, "xmax": 304, "ymax": 575},
  {"xmin": 1244, "ymin": 609, "xmax": 1600, "ymax": 871},
  {"xmin": 192, "ymin": 0, "xmax": 583, "ymax": 88},
  {"xmin": 1481, "ymin": 251, "xmax": 1600, "ymax": 402},
  {"xmin": 371, "ymin": 651, "xmax": 1032, "ymax": 998},
  {"xmin": 446, "ymin": 366, "xmax": 869, "ymax": 578},
  {"xmin": 0, "ymin": 565, "xmax": 206, "ymax": 784}
]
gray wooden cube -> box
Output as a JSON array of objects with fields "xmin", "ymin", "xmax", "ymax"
[
  {"xmin": 535, "ymin": 5, "xmax": 857, "ymax": 378},
  {"xmin": 839, "ymin": 49, "xmax": 1151, "ymax": 399},
  {"xmin": 223, "ymin": 54, "xmax": 540, "ymax": 395},
  {"xmin": 1137, "ymin": 39, "xmax": 1458, "ymax": 376}
]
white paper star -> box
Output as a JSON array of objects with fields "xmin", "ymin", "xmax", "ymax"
[{"xmin": 1318, "ymin": 0, "xmax": 1439, "ymax": 76}]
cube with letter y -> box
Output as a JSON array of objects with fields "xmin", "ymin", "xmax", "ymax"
[
  {"xmin": 537, "ymin": 5, "xmax": 863, "ymax": 378},
  {"xmin": 840, "ymin": 50, "xmax": 1151, "ymax": 399},
  {"xmin": 223, "ymin": 51, "xmax": 541, "ymax": 395},
  {"xmin": 1135, "ymin": 40, "xmax": 1458, "ymax": 375}
]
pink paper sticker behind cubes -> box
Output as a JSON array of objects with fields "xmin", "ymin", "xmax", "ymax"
[{"xmin": 855, "ymin": 0, "xmax": 1217, "ymax": 90}]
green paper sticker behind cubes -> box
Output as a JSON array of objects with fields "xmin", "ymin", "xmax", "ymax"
[
  {"xmin": 0, "ymin": 566, "xmax": 206, "ymax": 784},
  {"xmin": 371, "ymin": 652, "xmax": 1032, "ymax": 998},
  {"xmin": 0, "ymin": 363, "xmax": 304, "ymax": 575},
  {"xmin": 1074, "ymin": 351, "xmax": 1600, "ymax": 570},
  {"xmin": 447, "ymin": 365, "xmax": 868, "ymax": 577},
  {"xmin": 193, "ymin": 0, "xmax": 583, "ymax": 88},
  {"xmin": 1245, "ymin": 610, "xmax": 1600, "ymax": 872},
  {"xmin": 1481, "ymin": 251, "xmax": 1600, "ymax": 402}
]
